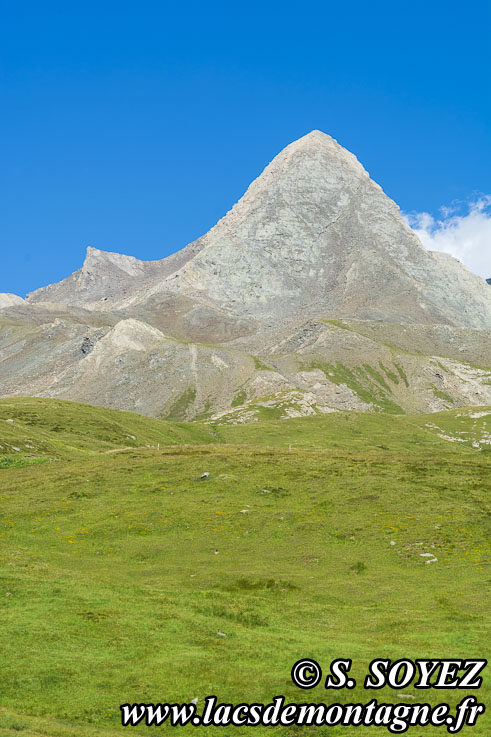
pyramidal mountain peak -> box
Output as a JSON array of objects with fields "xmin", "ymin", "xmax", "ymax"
[
  {"xmin": 4, "ymin": 131, "xmax": 491, "ymax": 420},
  {"xmin": 24, "ymin": 130, "xmax": 491, "ymax": 330}
]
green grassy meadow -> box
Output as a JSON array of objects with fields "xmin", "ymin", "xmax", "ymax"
[{"xmin": 0, "ymin": 398, "xmax": 490, "ymax": 736}]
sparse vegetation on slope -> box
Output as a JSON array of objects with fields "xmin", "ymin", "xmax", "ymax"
[{"xmin": 308, "ymin": 360, "xmax": 404, "ymax": 414}]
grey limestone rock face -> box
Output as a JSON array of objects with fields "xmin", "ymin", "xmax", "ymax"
[
  {"xmin": 156, "ymin": 131, "xmax": 491, "ymax": 330},
  {"xmin": 26, "ymin": 130, "xmax": 491, "ymax": 331}
]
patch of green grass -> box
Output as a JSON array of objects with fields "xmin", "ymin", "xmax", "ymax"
[
  {"xmin": 252, "ymin": 356, "xmax": 273, "ymax": 371},
  {"xmin": 362, "ymin": 363, "xmax": 391, "ymax": 391},
  {"xmin": 0, "ymin": 455, "xmax": 48, "ymax": 469},
  {"xmin": 256, "ymin": 403, "xmax": 285, "ymax": 420},
  {"xmin": 431, "ymin": 384, "xmax": 455, "ymax": 404},
  {"xmin": 310, "ymin": 361, "xmax": 403, "ymax": 414},
  {"xmin": 310, "ymin": 361, "xmax": 374, "ymax": 403},
  {"xmin": 378, "ymin": 361, "xmax": 399, "ymax": 384},
  {"xmin": 0, "ymin": 399, "xmax": 489, "ymax": 736},
  {"xmin": 231, "ymin": 389, "xmax": 247, "ymax": 407},
  {"xmin": 165, "ymin": 388, "xmax": 197, "ymax": 420},
  {"xmin": 321, "ymin": 318, "xmax": 355, "ymax": 332},
  {"xmin": 394, "ymin": 362, "xmax": 409, "ymax": 387}
]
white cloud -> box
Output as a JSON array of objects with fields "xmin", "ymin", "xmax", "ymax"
[{"xmin": 403, "ymin": 197, "xmax": 491, "ymax": 280}]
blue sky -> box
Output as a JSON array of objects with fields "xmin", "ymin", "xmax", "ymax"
[{"xmin": 1, "ymin": 0, "xmax": 490, "ymax": 296}]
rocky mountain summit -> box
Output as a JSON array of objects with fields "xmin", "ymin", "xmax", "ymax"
[
  {"xmin": 1, "ymin": 131, "xmax": 490, "ymax": 420},
  {"xmin": 27, "ymin": 131, "xmax": 490, "ymax": 329}
]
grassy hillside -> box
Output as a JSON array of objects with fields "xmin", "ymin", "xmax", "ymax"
[
  {"xmin": 0, "ymin": 399, "xmax": 489, "ymax": 736},
  {"xmin": 0, "ymin": 397, "xmax": 217, "ymax": 463}
]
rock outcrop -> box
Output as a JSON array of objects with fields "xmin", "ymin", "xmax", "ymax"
[{"xmin": 0, "ymin": 294, "xmax": 25, "ymax": 309}]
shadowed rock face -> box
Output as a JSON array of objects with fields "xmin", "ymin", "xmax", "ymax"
[{"xmin": 2, "ymin": 131, "xmax": 491, "ymax": 418}]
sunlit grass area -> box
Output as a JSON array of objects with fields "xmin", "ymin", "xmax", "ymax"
[{"xmin": 1, "ymin": 399, "xmax": 489, "ymax": 735}]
